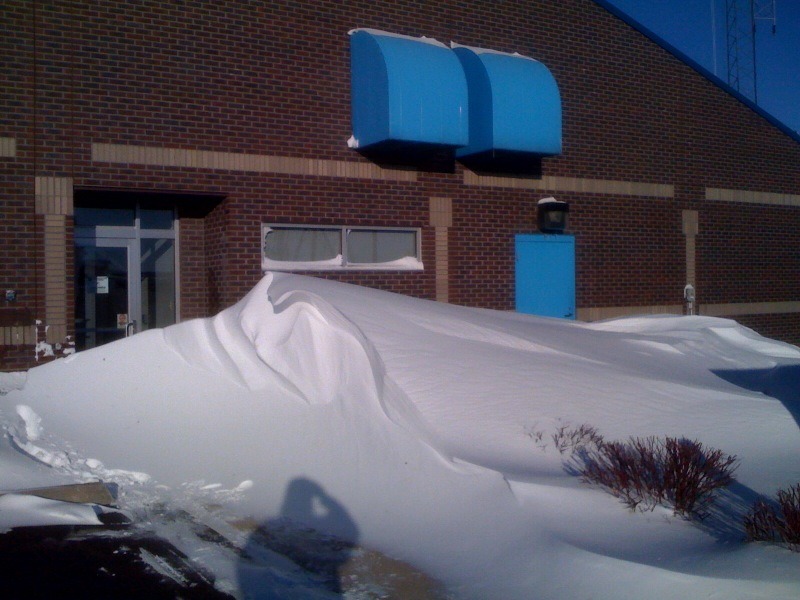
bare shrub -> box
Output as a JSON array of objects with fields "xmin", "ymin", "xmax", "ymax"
[
  {"xmin": 551, "ymin": 423, "xmax": 604, "ymax": 455},
  {"xmin": 525, "ymin": 427, "xmax": 547, "ymax": 450},
  {"xmin": 578, "ymin": 437, "xmax": 663, "ymax": 511},
  {"xmin": 660, "ymin": 437, "xmax": 738, "ymax": 515},
  {"xmin": 744, "ymin": 500, "xmax": 781, "ymax": 543},
  {"xmin": 745, "ymin": 484, "xmax": 800, "ymax": 551},
  {"xmin": 777, "ymin": 485, "xmax": 800, "ymax": 547},
  {"xmin": 577, "ymin": 435, "xmax": 738, "ymax": 517}
]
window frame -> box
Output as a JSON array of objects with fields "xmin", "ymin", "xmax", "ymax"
[{"xmin": 261, "ymin": 224, "xmax": 423, "ymax": 271}]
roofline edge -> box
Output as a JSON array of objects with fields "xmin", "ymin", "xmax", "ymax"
[{"xmin": 590, "ymin": 0, "xmax": 800, "ymax": 145}]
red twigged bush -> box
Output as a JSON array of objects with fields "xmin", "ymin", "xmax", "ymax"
[
  {"xmin": 660, "ymin": 437, "xmax": 739, "ymax": 516},
  {"xmin": 745, "ymin": 484, "xmax": 800, "ymax": 551},
  {"xmin": 578, "ymin": 437, "xmax": 663, "ymax": 512},
  {"xmin": 575, "ymin": 434, "xmax": 738, "ymax": 517},
  {"xmin": 551, "ymin": 423, "xmax": 604, "ymax": 455}
]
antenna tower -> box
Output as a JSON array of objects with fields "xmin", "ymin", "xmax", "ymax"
[{"xmin": 724, "ymin": 0, "xmax": 776, "ymax": 104}]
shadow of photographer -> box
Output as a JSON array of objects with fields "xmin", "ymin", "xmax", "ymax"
[{"xmin": 238, "ymin": 477, "xmax": 358, "ymax": 598}]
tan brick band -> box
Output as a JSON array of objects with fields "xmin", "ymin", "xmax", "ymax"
[
  {"xmin": 42, "ymin": 214, "xmax": 68, "ymax": 343},
  {"xmin": 35, "ymin": 176, "xmax": 73, "ymax": 216},
  {"xmin": 577, "ymin": 305, "xmax": 684, "ymax": 321},
  {"xmin": 0, "ymin": 137, "xmax": 16, "ymax": 158},
  {"xmin": 700, "ymin": 301, "xmax": 800, "ymax": 318},
  {"xmin": 578, "ymin": 302, "xmax": 800, "ymax": 322},
  {"xmin": 0, "ymin": 326, "xmax": 36, "ymax": 346},
  {"xmin": 92, "ymin": 143, "xmax": 417, "ymax": 182},
  {"xmin": 682, "ymin": 209, "xmax": 698, "ymax": 312},
  {"xmin": 464, "ymin": 171, "xmax": 674, "ymax": 198},
  {"xmin": 429, "ymin": 197, "xmax": 453, "ymax": 303},
  {"xmin": 90, "ymin": 144, "xmax": 688, "ymax": 197},
  {"xmin": 706, "ymin": 187, "xmax": 800, "ymax": 207},
  {"xmin": 429, "ymin": 197, "xmax": 453, "ymax": 228},
  {"xmin": 32, "ymin": 178, "xmax": 73, "ymax": 346}
]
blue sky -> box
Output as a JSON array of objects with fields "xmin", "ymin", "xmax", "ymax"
[{"xmin": 602, "ymin": 0, "xmax": 800, "ymax": 134}]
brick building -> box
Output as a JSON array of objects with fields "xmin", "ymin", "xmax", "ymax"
[{"xmin": 2, "ymin": 0, "xmax": 800, "ymax": 371}]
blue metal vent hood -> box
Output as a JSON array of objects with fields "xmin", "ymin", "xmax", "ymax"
[
  {"xmin": 452, "ymin": 44, "xmax": 562, "ymax": 157},
  {"xmin": 349, "ymin": 29, "xmax": 469, "ymax": 150}
]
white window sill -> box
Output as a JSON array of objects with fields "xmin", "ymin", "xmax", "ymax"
[{"xmin": 262, "ymin": 256, "xmax": 424, "ymax": 272}]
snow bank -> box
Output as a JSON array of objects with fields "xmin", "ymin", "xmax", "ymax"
[{"xmin": 2, "ymin": 273, "xmax": 800, "ymax": 598}]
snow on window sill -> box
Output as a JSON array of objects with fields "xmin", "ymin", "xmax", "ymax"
[{"xmin": 262, "ymin": 256, "xmax": 424, "ymax": 272}]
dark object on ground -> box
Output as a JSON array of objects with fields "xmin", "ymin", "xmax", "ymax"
[{"xmin": 0, "ymin": 523, "xmax": 234, "ymax": 600}]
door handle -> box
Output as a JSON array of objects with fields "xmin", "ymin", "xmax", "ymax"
[{"xmin": 125, "ymin": 320, "xmax": 137, "ymax": 337}]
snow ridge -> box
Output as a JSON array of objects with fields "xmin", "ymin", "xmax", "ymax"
[
  {"xmin": 164, "ymin": 273, "xmax": 385, "ymax": 408},
  {"xmin": 260, "ymin": 274, "xmax": 453, "ymax": 453},
  {"xmin": 249, "ymin": 275, "xmax": 385, "ymax": 407},
  {"xmin": 164, "ymin": 273, "xmax": 442, "ymax": 450}
]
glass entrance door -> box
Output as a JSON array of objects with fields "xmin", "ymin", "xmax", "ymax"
[
  {"xmin": 75, "ymin": 239, "xmax": 136, "ymax": 349},
  {"xmin": 74, "ymin": 203, "xmax": 177, "ymax": 351}
]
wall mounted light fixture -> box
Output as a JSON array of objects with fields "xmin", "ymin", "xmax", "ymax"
[{"xmin": 537, "ymin": 197, "xmax": 569, "ymax": 234}]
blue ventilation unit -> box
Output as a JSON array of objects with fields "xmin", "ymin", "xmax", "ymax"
[
  {"xmin": 349, "ymin": 29, "xmax": 469, "ymax": 150},
  {"xmin": 452, "ymin": 45, "xmax": 562, "ymax": 157}
]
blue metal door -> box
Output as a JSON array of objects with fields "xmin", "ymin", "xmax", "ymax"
[{"xmin": 515, "ymin": 234, "xmax": 575, "ymax": 319}]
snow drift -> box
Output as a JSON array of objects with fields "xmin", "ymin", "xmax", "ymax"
[{"xmin": 2, "ymin": 272, "xmax": 800, "ymax": 598}]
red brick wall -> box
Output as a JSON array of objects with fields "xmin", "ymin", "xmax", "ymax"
[
  {"xmin": 2, "ymin": 0, "xmax": 800, "ymax": 371},
  {"xmin": 0, "ymin": 175, "xmax": 36, "ymax": 310},
  {"xmin": 18, "ymin": 0, "xmax": 799, "ymax": 186},
  {"xmin": 699, "ymin": 201, "xmax": 800, "ymax": 304},
  {"xmin": 0, "ymin": 346, "xmax": 33, "ymax": 372},
  {"xmin": 572, "ymin": 194, "xmax": 688, "ymax": 308},
  {"xmin": 697, "ymin": 200, "xmax": 800, "ymax": 345},
  {"xmin": 178, "ymin": 215, "xmax": 208, "ymax": 321},
  {"xmin": 1, "ymin": 0, "xmax": 37, "ymax": 360}
]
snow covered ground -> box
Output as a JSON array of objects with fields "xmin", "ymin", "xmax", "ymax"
[{"xmin": 2, "ymin": 272, "xmax": 800, "ymax": 598}]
